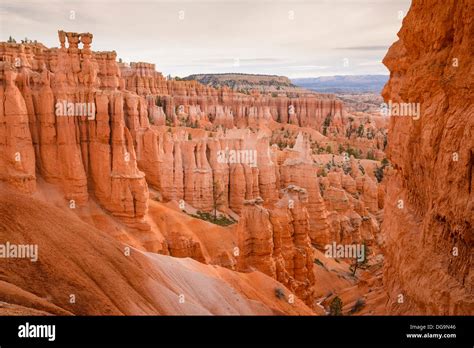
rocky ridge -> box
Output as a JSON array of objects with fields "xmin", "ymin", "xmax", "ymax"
[
  {"xmin": 381, "ymin": 0, "xmax": 473, "ymax": 314},
  {"xmin": 0, "ymin": 30, "xmax": 388, "ymax": 313}
]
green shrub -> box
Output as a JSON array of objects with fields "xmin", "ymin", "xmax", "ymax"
[
  {"xmin": 329, "ymin": 296, "xmax": 343, "ymax": 316},
  {"xmin": 314, "ymin": 258, "xmax": 325, "ymax": 268},
  {"xmin": 374, "ymin": 166, "xmax": 384, "ymax": 183},
  {"xmin": 338, "ymin": 144, "xmax": 345, "ymax": 154},
  {"xmin": 275, "ymin": 288, "xmax": 285, "ymax": 300},
  {"xmin": 350, "ymin": 298, "xmax": 366, "ymax": 314},
  {"xmin": 189, "ymin": 211, "xmax": 236, "ymax": 226}
]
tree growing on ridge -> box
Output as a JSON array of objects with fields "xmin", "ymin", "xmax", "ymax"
[
  {"xmin": 329, "ymin": 297, "xmax": 343, "ymax": 316},
  {"xmin": 212, "ymin": 181, "xmax": 224, "ymax": 220}
]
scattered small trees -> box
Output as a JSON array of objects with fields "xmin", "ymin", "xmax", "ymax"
[
  {"xmin": 275, "ymin": 288, "xmax": 285, "ymax": 300},
  {"xmin": 322, "ymin": 115, "xmax": 332, "ymax": 136},
  {"xmin": 319, "ymin": 181, "xmax": 325, "ymax": 196},
  {"xmin": 189, "ymin": 211, "xmax": 235, "ymax": 226},
  {"xmin": 345, "ymin": 146, "xmax": 360, "ymax": 159},
  {"xmin": 374, "ymin": 166, "xmax": 384, "ymax": 182},
  {"xmin": 350, "ymin": 242, "xmax": 369, "ymax": 276},
  {"xmin": 338, "ymin": 144, "xmax": 345, "ymax": 154},
  {"xmin": 350, "ymin": 298, "xmax": 366, "ymax": 314},
  {"xmin": 212, "ymin": 181, "xmax": 224, "ymax": 220},
  {"xmin": 346, "ymin": 118, "xmax": 355, "ymax": 138},
  {"xmin": 314, "ymin": 258, "xmax": 325, "ymax": 268},
  {"xmin": 374, "ymin": 158, "xmax": 389, "ymax": 183},
  {"xmin": 329, "ymin": 296, "xmax": 343, "ymax": 316}
]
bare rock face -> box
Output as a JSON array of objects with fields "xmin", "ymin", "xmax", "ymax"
[
  {"xmin": 137, "ymin": 127, "xmax": 278, "ymax": 215},
  {"xmin": 121, "ymin": 63, "xmax": 347, "ymax": 134},
  {"xmin": 236, "ymin": 197, "xmax": 276, "ymax": 277},
  {"xmin": 0, "ymin": 30, "xmax": 387, "ymax": 313},
  {"xmin": 0, "ymin": 33, "xmax": 149, "ymax": 230},
  {"xmin": 381, "ymin": 0, "xmax": 473, "ymax": 314},
  {"xmin": 0, "ymin": 66, "xmax": 36, "ymax": 192},
  {"xmin": 279, "ymin": 135, "xmax": 331, "ymax": 247},
  {"xmin": 236, "ymin": 187, "xmax": 316, "ymax": 307},
  {"xmin": 0, "ymin": 188, "xmax": 314, "ymax": 315}
]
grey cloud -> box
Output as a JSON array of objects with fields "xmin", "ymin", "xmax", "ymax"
[{"xmin": 1, "ymin": 0, "xmax": 410, "ymax": 78}]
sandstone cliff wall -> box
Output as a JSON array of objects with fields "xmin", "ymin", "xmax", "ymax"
[{"xmin": 382, "ymin": 0, "xmax": 473, "ymax": 314}]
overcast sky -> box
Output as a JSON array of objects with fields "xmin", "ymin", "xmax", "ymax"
[{"xmin": 0, "ymin": 0, "xmax": 411, "ymax": 78}]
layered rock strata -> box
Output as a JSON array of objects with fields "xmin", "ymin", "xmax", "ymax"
[{"xmin": 381, "ymin": 0, "xmax": 473, "ymax": 314}]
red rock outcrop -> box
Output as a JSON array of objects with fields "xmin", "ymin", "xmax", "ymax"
[
  {"xmin": 381, "ymin": 0, "xmax": 473, "ymax": 314},
  {"xmin": 120, "ymin": 62, "xmax": 347, "ymax": 133},
  {"xmin": 0, "ymin": 32, "xmax": 149, "ymax": 230},
  {"xmin": 0, "ymin": 187, "xmax": 314, "ymax": 315},
  {"xmin": 278, "ymin": 133, "xmax": 331, "ymax": 247},
  {"xmin": 0, "ymin": 66, "xmax": 36, "ymax": 192},
  {"xmin": 0, "ymin": 30, "xmax": 389, "ymax": 314},
  {"xmin": 236, "ymin": 186, "xmax": 316, "ymax": 307}
]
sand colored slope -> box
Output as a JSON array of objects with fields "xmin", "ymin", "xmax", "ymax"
[
  {"xmin": 312, "ymin": 249, "xmax": 387, "ymax": 315},
  {"xmin": 0, "ymin": 187, "xmax": 313, "ymax": 315},
  {"xmin": 146, "ymin": 200, "xmax": 237, "ymax": 266}
]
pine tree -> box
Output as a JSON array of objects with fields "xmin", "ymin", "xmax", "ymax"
[{"xmin": 329, "ymin": 297, "xmax": 343, "ymax": 316}]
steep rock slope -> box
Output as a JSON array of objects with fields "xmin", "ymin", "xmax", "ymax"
[
  {"xmin": 0, "ymin": 31, "xmax": 388, "ymax": 313},
  {"xmin": 382, "ymin": 0, "xmax": 473, "ymax": 314},
  {"xmin": 0, "ymin": 187, "xmax": 313, "ymax": 315},
  {"xmin": 236, "ymin": 187, "xmax": 316, "ymax": 308}
]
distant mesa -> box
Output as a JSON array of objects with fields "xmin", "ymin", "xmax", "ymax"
[
  {"xmin": 292, "ymin": 75, "xmax": 389, "ymax": 94},
  {"xmin": 183, "ymin": 73, "xmax": 307, "ymax": 94},
  {"xmin": 184, "ymin": 73, "xmax": 389, "ymax": 94}
]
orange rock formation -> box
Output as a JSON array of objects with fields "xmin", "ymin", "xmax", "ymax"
[
  {"xmin": 0, "ymin": 23, "xmax": 427, "ymax": 316},
  {"xmin": 381, "ymin": 0, "xmax": 473, "ymax": 314}
]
